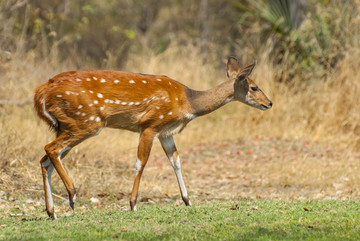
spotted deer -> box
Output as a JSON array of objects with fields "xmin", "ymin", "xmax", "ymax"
[{"xmin": 34, "ymin": 56, "xmax": 272, "ymax": 219}]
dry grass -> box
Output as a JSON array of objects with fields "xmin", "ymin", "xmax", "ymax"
[{"xmin": 0, "ymin": 42, "xmax": 360, "ymax": 206}]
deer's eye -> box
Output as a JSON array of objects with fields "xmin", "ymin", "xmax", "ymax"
[{"xmin": 251, "ymin": 86, "xmax": 258, "ymax": 91}]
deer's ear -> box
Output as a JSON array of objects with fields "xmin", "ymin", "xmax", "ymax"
[
  {"xmin": 226, "ymin": 56, "xmax": 241, "ymax": 79},
  {"xmin": 236, "ymin": 61, "xmax": 256, "ymax": 82}
]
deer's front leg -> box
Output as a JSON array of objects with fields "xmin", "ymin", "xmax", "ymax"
[
  {"xmin": 130, "ymin": 129, "xmax": 157, "ymax": 211},
  {"xmin": 159, "ymin": 135, "xmax": 191, "ymax": 206}
]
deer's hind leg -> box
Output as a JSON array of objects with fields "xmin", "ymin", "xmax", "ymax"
[
  {"xmin": 41, "ymin": 124, "xmax": 102, "ymax": 219},
  {"xmin": 40, "ymin": 155, "xmax": 56, "ymax": 219}
]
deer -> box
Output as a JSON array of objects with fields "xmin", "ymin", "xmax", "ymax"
[{"xmin": 34, "ymin": 56, "xmax": 272, "ymax": 219}]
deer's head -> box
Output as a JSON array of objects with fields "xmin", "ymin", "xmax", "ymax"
[{"xmin": 226, "ymin": 57, "xmax": 272, "ymax": 111}]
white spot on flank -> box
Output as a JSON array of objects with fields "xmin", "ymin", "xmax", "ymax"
[
  {"xmin": 56, "ymin": 94, "xmax": 62, "ymax": 98},
  {"xmin": 75, "ymin": 78, "xmax": 82, "ymax": 82},
  {"xmin": 121, "ymin": 102, "xmax": 127, "ymax": 105},
  {"xmin": 159, "ymin": 115, "xmax": 164, "ymax": 119},
  {"xmin": 175, "ymin": 97, "xmax": 179, "ymax": 101},
  {"xmin": 128, "ymin": 102, "xmax": 134, "ymax": 106},
  {"xmin": 93, "ymin": 100, "xmax": 98, "ymax": 104},
  {"xmin": 155, "ymin": 106, "xmax": 160, "ymax": 109},
  {"xmin": 100, "ymin": 78, "xmax": 106, "ymax": 83},
  {"xmin": 65, "ymin": 91, "xmax": 71, "ymax": 95},
  {"xmin": 65, "ymin": 102, "xmax": 70, "ymax": 106},
  {"xmin": 84, "ymin": 120, "xmax": 88, "ymax": 122},
  {"xmin": 104, "ymin": 99, "xmax": 109, "ymax": 103},
  {"xmin": 115, "ymin": 100, "xmax": 120, "ymax": 104},
  {"xmin": 81, "ymin": 90, "xmax": 86, "ymax": 93},
  {"xmin": 169, "ymin": 82, "xmax": 172, "ymax": 85},
  {"xmin": 129, "ymin": 80, "xmax": 135, "ymax": 84},
  {"xmin": 78, "ymin": 105, "xmax": 83, "ymax": 109},
  {"xmin": 100, "ymin": 106, "xmax": 105, "ymax": 111},
  {"xmin": 109, "ymin": 100, "xmax": 114, "ymax": 103},
  {"xmin": 97, "ymin": 93, "xmax": 103, "ymax": 98},
  {"xmin": 92, "ymin": 76, "xmax": 98, "ymax": 80},
  {"xmin": 95, "ymin": 117, "xmax": 101, "ymax": 122},
  {"xmin": 168, "ymin": 112, "xmax": 172, "ymax": 115},
  {"xmin": 143, "ymin": 98, "xmax": 148, "ymax": 101},
  {"xmin": 86, "ymin": 78, "xmax": 91, "ymax": 81},
  {"xmin": 135, "ymin": 102, "xmax": 140, "ymax": 106},
  {"xmin": 76, "ymin": 112, "xmax": 81, "ymax": 115},
  {"xmin": 89, "ymin": 116, "xmax": 95, "ymax": 121},
  {"xmin": 161, "ymin": 97, "xmax": 166, "ymax": 100},
  {"xmin": 89, "ymin": 90, "xmax": 94, "ymax": 94},
  {"xmin": 81, "ymin": 113, "xmax": 86, "ymax": 116},
  {"xmin": 156, "ymin": 78, "xmax": 162, "ymax": 81},
  {"xmin": 89, "ymin": 103, "xmax": 93, "ymax": 107},
  {"xmin": 142, "ymin": 80, "xmax": 147, "ymax": 84},
  {"xmin": 114, "ymin": 80, "xmax": 120, "ymax": 84}
]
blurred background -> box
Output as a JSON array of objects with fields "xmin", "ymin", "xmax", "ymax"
[{"xmin": 0, "ymin": 0, "xmax": 359, "ymax": 205}]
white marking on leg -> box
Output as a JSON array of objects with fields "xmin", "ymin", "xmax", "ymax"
[
  {"xmin": 44, "ymin": 158, "xmax": 55, "ymax": 210},
  {"xmin": 42, "ymin": 158, "xmax": 51, "ymax": 167},
  {"xmin": 135, "ymin": 157, "xmax": 141, "ymax": 176},
  {"xmin": 160, "ymin": 137, "xmax": 189, "ymax": 199},
  {"xmin": 173, "ymin": 156, "xmax": 188, "ymax": 197},
  {"xmin": 58, "ymin": 146, "xmax": 71, "ymax": 169}
]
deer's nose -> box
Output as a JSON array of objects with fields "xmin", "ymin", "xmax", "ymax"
[{"xmin": 269, "ymin": 101, "xmax": 272, "ymax": 108}]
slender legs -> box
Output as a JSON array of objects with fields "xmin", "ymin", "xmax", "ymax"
[
  {"xmin": 40, "ymin": 155, "xmax": 56, "ymax": 218},
  {"xmin": 129, "ymin": 129, "xmax": 157, "ymax": 210},
  {"xmin": 159, "ymin": 136, "xmax": 191, "ymax": 206},
  {"xmin": 40, "ymin": 130, "xmax": 94, "ymax": 219}
]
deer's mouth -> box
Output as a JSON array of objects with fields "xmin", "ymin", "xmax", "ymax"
[{"xmin": 260, "ymin": 102, "xmax": 272, "ymax": 110}]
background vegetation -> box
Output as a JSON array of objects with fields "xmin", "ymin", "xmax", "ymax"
[{"xmin": 0, "ymin": 0, "xmax": 360, "ymax": 237}]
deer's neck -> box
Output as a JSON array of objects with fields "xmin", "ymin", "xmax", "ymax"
[{"xmin": 186, "ymin": 80, "xmax": 235, "ymax": 117}]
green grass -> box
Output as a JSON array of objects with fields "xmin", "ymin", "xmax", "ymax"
[{"xmin": 1, "ymin": 200, "xmax": 360, "ymax": 240}]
